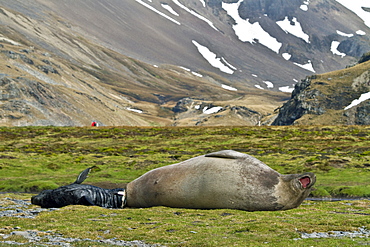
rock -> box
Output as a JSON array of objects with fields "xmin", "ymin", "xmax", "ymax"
[
  {"xmin": 354, "ymin": 101, "xmax": 370, "ymax": 125},
  {"xmin": 172, "ymin": 98, "xmax": 194, "ymax": 113},
  {"xmin": 338, "ymin": 36, "xmax": 370, "ymax": 58},
  {"xmin": 272, "ymin": 60, "xmax": 370, "ymax": 125},
  {"xmin": 272, "ymin": 77, "xmax": 326, "ymax": 125},
  {"xmin": 11, "ymin": 231, "xmax": 32, "ymax": 238},
  {"xmin": 358, "ymin": 52, "xmax": 370, "ymax": 64},
  {"xmin": 238, "ymin": 0, "xmax": 302, "ymax": 20},
  {"xmin": 1, "ymin": 50, "xmax": 34, "ymax": 64},
  {"xmin": 36, "ymin": 65, "xmax": 59, "ymax": 74}
]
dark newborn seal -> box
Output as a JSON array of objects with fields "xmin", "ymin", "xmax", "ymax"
[
  {"xmin": 31, "ymin": 167, "xmax": 125, "ymax": 208},
  {"xmin": 126, "ymin": 150, "xmax": 316, "ymax": 211}
]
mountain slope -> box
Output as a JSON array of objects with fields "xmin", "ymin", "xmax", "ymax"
[
  {"xmin": 33, "ymin": 0, "xmax": 370, "ymax": 91},
  {"xmin": 0, "ymin": 0, "xmax": 369, "ymax": 126},
  {"xmin": 0, "ymin": 1, "xmax": 289, "ymax": 126}
]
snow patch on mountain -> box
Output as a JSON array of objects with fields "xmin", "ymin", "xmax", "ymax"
[
  {"xmin": 161, "ymin": 3, "xmax": 179, "ymax": 16},
  {"xmin": 279, "ymin": 86, "xmax": 295, "ymax": 93},
  {"xmin": 335, "ymin": 0, "xmax": 370, "ymax": 28},
  {"xmin": 222, "ymin": 84, "xmax": 237, "ymax": 91},
  {"xmin": 337, "ymin": 30, "xmax": 354, "ymax": 37},
  {"xmin": 331, "ymin": 41, "xmax": 346, "ymax": 57},
  {"xmin": 126, "ymin": 107, "xmax": 143, "ymax": 114},
  {"xmin": 221, "ymin": 57, "xmax": 237, "ymax": 70},
  {"xmin": 294, "ymin": 60, "xmax": 315, "ymax": 73},
  {"xmin": 192, "ymin": 71, "xmax": 203, "ymax": 77},
  {"xmin": 282, "ymin": 53, "xmax": 292, "ymax": 60},
  {"xmin": 203, "ymin": 106, "xmax": 222, "ymax": 114},
  {"xmin": 172, "ymin": 0, "xmax": 218, "ymax": 31},
  {"xmin": 199, "ymin": 0, "xmax": 206, "ymax": 8},
  {"xmin": 179, "ymin": 66, "xmax": 191, "ymax": 72},
  {"xmin": 179, "ymin": 66, "xmax": 203, "ymax": 77},
  {"xmin": 222, "ymin": 0, "xmax": 282, "ymax": 54},
  {"xmin": 263, "ymin": 81, "xmax": 274, "ymax": 89},
  {"xmin": 344, "ymin": 92, "xmax": 370, "ymax": 110},
  {"xmin": 300, "ymin": 1, "xmax": 310, "ymax": 11},
  {"xmin": 0, "ymin": 36, "xmax": 21, "ymax": 46},
  {"xmin": 356, "ymin": 30, "xmax": 366, "ymax": 35},
  {"xmin": 135, "ymin": 0, "xmax": 180, "ymax": 25},
  {"xmin": 192, "ymin": 40, "xmax": 236, "ymax": 74},
  {"xmin": 276, "ymin": 17, "xmax": 310, "ymax": 43}
]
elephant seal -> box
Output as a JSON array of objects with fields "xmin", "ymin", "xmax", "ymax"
[
  {"xmin": 31, "ymin": 167, "xmax": 126, "ymax": 208},
  {"xmin": 32, "ymin": 150, "xmax": 315, "ymax": 211},
  {"xmin": 126, "ymin": 150, "xmax": 316, "ymax": 211}
]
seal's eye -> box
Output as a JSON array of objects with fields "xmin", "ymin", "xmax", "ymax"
[{"xmin": 299, "ymin": 176, "xmax": 311, "ymax": 189}]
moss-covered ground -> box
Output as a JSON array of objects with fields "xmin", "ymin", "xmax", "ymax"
[{"xmin": 0, "ymin": 126, "xmax": 369, "ymax": 246}]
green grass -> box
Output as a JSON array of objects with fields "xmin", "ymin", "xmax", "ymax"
[
  {"xmin": 0, "ymin": 126, "xmax": 369, "ymax": 246},
  {"xmin": 0, "ymin": 193, "xmax": 369, "ymax": 246},
  {"xmin": 0, "ymin": 126, "xmax": 370, "ymax": 197},
  {"xmin": 1, "ymin": 125, "xmax": 369, "ymax": 196}
]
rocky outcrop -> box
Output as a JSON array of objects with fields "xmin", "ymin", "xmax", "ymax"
[
  {"xmin": 354, "ymin": 101, "xmax": 370, "ymax": 124},
  {"xmin": 272, "ymin": 77, "xmax": 324, "ymax": 125},
  {"xmin": 338, "ymin": 36, "xmax": 370, "ymax": 58},
  {"xmin": 238, "ymin": 0, "xmax": 303, "ymax": 20},
  {"xmin": 172, "ymin": 98, "xmax": 266, "ymax": 126},
  {"xmin": 273, "ymin": 60, "xmax": 370, "ymax": 125}
]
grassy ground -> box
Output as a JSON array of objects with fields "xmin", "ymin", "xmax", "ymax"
[
  {"xmin": 0, "ymin": 125, "xmax": 369, "ymax": 196},
  {"xmin": 0, "ymin": 193, "xmax": 369, "ymax": 246},
  {"xmin": 0, "ymin": 126, "xmax": 369, "ymax": 246}
]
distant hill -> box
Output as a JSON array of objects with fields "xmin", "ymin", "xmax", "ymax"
[
  {"xmin": 273, "ymin": 54, "xmax": 370, "ymax": 125},
  {"xmin": 0, "ymin": 0, "xmax": 369, "ymax": 126}
]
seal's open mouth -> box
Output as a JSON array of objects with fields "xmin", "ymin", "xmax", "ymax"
[{"xmin": 299, "ymin": 176, "xmax": 311, "ymax": 188}]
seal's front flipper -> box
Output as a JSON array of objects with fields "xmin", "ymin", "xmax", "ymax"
[
  {"xmin": 205, "ymin": 150, "xmax": 246, "ymax": 159},
  {"xmin": 77, "ymin": 195, "xmax": 95, "ymax": 206},
  {"xmin": 74, "ymin": 167, "xmax": 92, "ymax": 184}
]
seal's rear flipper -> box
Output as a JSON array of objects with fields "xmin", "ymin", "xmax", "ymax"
[
  {"xmin": 205, "ymin": 150, "xmax": 246, "ymax": 159},
  {"xmin": 74, "ymin": 167, "xmax": 92, "ymax": 184}
]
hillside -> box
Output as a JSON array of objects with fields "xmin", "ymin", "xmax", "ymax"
[
  {"xmin": 273, "ymin": 55, "xmax": 370, "ymax": 125},
  {"xmin": 36, "ymin": 0, "xmax": 369, "ymax": 88},
  {"xmin": 0, "ymin": 0, "xmax": 369, "ymax": 126}
]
